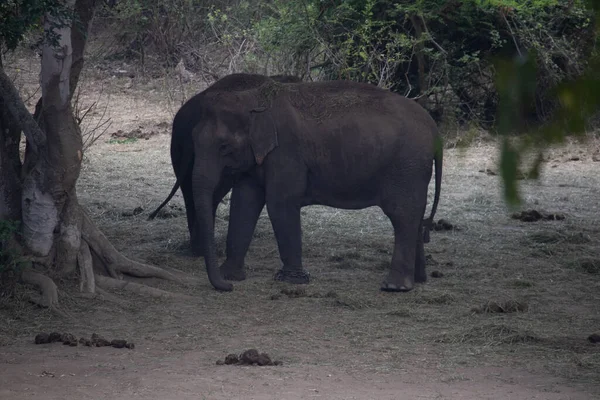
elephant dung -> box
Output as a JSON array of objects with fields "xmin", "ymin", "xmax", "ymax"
[
  {"xmin": 49, "ymin": 332, "xmax": 63, "ymax": 343},
  {"xmin": 588, "ymin": 333, "xmax": 600, "ymax": 343},
  {"xmin": 430, "ymin": 270, "xmax": 444, "ymax": 278},
  {"xmin": 240, "ymin": 348, "xmax": 260, "ymax": 364},
  {"xmin": 218, "ymin": 349, "xmax": 282, "ymax": 366},
  {"xmin": 224, "ymin": 353, "xmax": 239, "ymax": 365},
  {"xmin": 511, "ymin": 209, "xmax": 565, "ymax": 222},
  {"xmin": 61, "ymin": 333, "xmax": 77, "ymax": 345},
  {"xmin": 257, "ymin": 353, "xmax": 274, "ymax": 366},
  {"xmin": 34, "ymin": 333, "xmax": 50, "ymax": 344},
  {"xmin": 91, "ymin": 333, "xmax": 111, "ymax": 347},
  {"xmin": 111, "ymin": 339, "xmax": 128, "ymax": 348},
  {"xmin": 432, "ymin": 219, "xmax": 456, "ymax": 231}
]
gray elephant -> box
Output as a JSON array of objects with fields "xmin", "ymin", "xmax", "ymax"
[
  {"xmin": 187, "ymin": 78, "xmax": 442, "ymax": 292},
  {"xmin": 149, "ymin": 74, "xmax": 301, "ymax": 256}
]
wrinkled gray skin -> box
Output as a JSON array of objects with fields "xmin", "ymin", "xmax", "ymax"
[
  {"xmin": 189, "ymin": 78, "xmax": 442, "ymax": 292},
  {"xmin": 148, "ymin": 74, "xmax": 301, "ymax": 256}
]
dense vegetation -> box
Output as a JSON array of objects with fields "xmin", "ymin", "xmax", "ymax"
[{"xmin": 96, "ymin": 1, "xmax": 597, "ymax": 127}]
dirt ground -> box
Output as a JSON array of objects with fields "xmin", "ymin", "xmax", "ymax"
[{"xmin": 1, "ymin": 52, "xmax": 600, "ymax": 399}]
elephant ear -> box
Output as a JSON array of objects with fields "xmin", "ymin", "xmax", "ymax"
[{"xmin": 249, "ymin": 107, "xmax": 278, "ymax": 165}]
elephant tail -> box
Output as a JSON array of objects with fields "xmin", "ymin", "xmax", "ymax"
[
  {"xmin": 423, "ymin": 135, "xmax": 443, "ymax": 243},
  {"xmin": 148, "ymin": 147, "xmax": 194, "ymax": 220}
]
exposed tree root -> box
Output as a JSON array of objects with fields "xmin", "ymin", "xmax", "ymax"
[
  {"xmin": 81, "ymin": 211, "xmax": 184, "ymax": 283},
  {"xmin": 77, "ymin": 240, "xmax": 95, "ymax": 293},
  {"xmin": 20, "ymin": 267, "xmax": 71, "ymax": 318},
  {"xmin": 17, "ymin": 209, "xmax": 196, "ymax": 309},
  {"xmin": 95, "ymin": 287, "xmax": 128, "ymax": 304},
  {"xmin": 75, "ymin": 287, "xmax": 128, "ymax": 305},
  {"xmin": 158, "ymin": 265, "xmax": 202, "ymax": 285},
  {"xmin": 95, "ymin": 275, "xmax": 191, "ymax": 300},
  {"xmin": 21, "ymin": 267, "xmax": 59, "ymax": 308}
]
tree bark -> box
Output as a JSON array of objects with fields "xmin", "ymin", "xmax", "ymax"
[
  {"xmin": 77, "ymin": 240, "xmax": 95, "ymax": 293},
  {"xmin": 21, "ymin": 1, "xmax": 83, "ymax": 272},
  {"xmin": 410, "ymin": 14, "xmax": 428, "ymax": 109},
  {"xmin": 0, "ymin": 66, "xmax": 46, "ymax": 154},
  {"xmin": 70, "ymin": 0, "xmax": 98, "ymax": 102},
  {"xmin": 95, "ymin": 276, "xmax": 191, "ymax": 300},
  {"xmin": 21, "ymin": 267, "xmax": 59, "ymax": 307},
  {"xmin": 0, "ymin": 59, "xmax": 23, "ymax": 221}
]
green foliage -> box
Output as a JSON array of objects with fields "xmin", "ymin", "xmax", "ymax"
[
  {"xmin": 495, "ymin": 37, "xmax": 600, "ymax": 203},
  {"xmin": 108, "ymin": 137, "xmax": 137, "ymax": 144},
  {"xmin": 0, "ymin": 0, "xmax": 70, "ymax": 51},
  {"xmin": 301, "ymin": 0, "xmax": 596, "ymax": 123},
  {"xmin": 99, "ymin": 0, "xmax": 596, "ymax": 127},
  {"xmin": 99, "ymin": 0, "xmax": 261, "ymax": 70},
  {"xmin": 251, "ymin": 0, "xmax": 320, "ymax": 73}
]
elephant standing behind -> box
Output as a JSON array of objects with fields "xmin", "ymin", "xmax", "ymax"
[
  {"xmin": 185, "ymin": 78, "xmax": 442, "ymax": 292},
  {"xmin": 149, "ymin": 74, "xmax": 301, "ymax": 256}
]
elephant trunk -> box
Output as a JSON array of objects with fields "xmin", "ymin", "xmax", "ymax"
[{"xmin": 193, "ymin": 175, "xmax": 233, "ymax": 292}]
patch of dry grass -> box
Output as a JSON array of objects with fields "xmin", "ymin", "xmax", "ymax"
[{"xmin": 436, "ymin": 322, "xmax": 540, "ymax": 346}]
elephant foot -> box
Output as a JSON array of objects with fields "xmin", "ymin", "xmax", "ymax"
[
  {"xmin": 274, "ymin": 268, "xmax": 310, "ymax": 284},
  {"xmin": 381, "ymin": 272, "xmax": 414, "ymax": 292},
  {"xmin": 220, "ymin": 262, "xmax": 246, "ymax": 281}
]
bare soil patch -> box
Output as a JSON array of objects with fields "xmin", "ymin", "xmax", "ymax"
[{"xmin": 1, "ymin": 53, "xmax": 600, "ymax": 399}]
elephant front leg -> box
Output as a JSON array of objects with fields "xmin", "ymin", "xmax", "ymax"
[
  {"xmin": 220, "ymin": 179, "xmax": 265, "ymax": 281},
  {"xmin": 184, "ymin": 178, "xmax": 230, "ymax": 257},
  {"xmin": 266, "ymin": 200, "xmax": 310, "ymax": 284}
]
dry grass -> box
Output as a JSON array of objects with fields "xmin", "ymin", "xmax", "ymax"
[{"xmin": 1, "ymin": 52, "xmax": 600, "ymax": 392}]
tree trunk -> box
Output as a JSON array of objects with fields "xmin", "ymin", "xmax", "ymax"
[
  {"xmin": 0, "ymin": 57, "xmax": 22, "ymax": 222},
  {"xmin": 21, "ymin": 0, "xmax": 83, "ymax": 276},
  {"xmin": 410, "ymin": 14, "xmax": 428, "ymax": 109},
  {"xmin": 0, "ymin": 0, "xmax": 191, "ymax": 309}
]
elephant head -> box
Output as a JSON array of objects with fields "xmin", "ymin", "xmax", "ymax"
[
  {"xmin": 191, "ymin": 84, "xmax": 281, "ymax": 291},
  {"xmin": 149, "ymin": 73, "xmax": 300, "ymax": 258}
]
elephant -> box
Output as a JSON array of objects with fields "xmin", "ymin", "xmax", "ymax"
[
  {"xmin": 186, "ymin": 77, "xmax": 442, "ymax": 293},
  {"xmin": 148, "ymin": 73, "xmax": 301, "ymax": 256}
]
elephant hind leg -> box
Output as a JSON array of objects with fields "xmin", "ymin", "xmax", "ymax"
[
  {"xmin": 379, "ymin": 192, "xmax": 426, "ymax": 292},
  {"xmin": 380, "ymin": 219, "xmax": 420, "ymax": 292}
]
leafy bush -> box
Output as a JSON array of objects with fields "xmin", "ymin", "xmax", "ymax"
[
  {"xmin": 0, "ymin": 0, "xmax": 70, "ymax": 51},
  {"xmin": 289, "ymin": 0, "xmax": 597, "ymax": 126},
  {"xmin": 97, "ymin": 1, "xmax": 596, "ymax": 128},
  {"xmin": 97, "ymin": 0, "xmax": 264, "ymax": 75}
]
